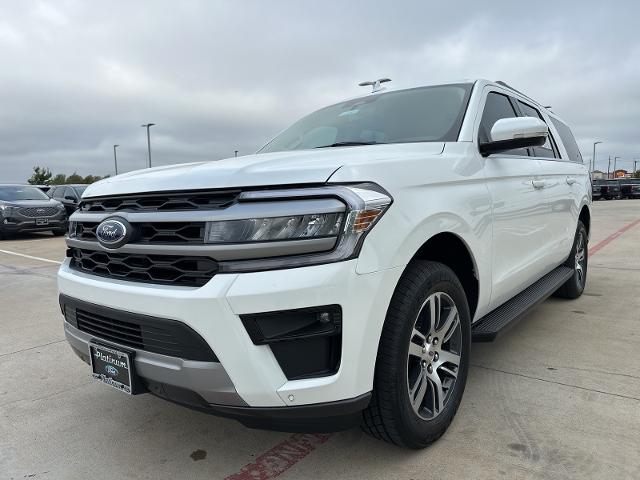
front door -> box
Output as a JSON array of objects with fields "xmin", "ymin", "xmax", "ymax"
[{"xmin": 477, "ymin": 90, "xmax": 552, "ymax": 309}]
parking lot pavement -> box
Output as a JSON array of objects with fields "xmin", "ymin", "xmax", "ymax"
[{"xmin": 1, "ymin": 201, "xmax": 639, "ymax": 480}]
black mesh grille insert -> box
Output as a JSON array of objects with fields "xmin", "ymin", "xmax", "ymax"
[
  {"xmin": 68, "ymin": 248, "xmax": 218, "ymax": 287},
  {"xmin": 75, "ymin": 222, "xmax": 205, "ymax": 244},
  {"xmin": 61, "ymin": 294, "xmax": 218, "ymax": 361},
  {"xmin": 80, "ymin": 190, "xmax": 239, "ymax": 213}
]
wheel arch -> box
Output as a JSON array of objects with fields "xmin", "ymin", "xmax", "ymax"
[
  {"xmin": 579, "ymin": 204, "xmax": 591, "ymax": 238},
  {"xmin": 408, "ymin": 232, "xmax": 479, "ymax": 319}
]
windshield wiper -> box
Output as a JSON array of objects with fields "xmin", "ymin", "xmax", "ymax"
[{"xmin": 315, "ymin": 141, "xmax": 384, "ymax": 148}]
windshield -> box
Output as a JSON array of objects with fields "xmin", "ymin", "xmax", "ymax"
[
  {"xmin": 75, "ymin": 185, "xmax": 87, "ymax": 195},
  {"xmin": 0, "ymin": 186, "xmax": 50, "ymax": 201},
  {"xmin": 259, "ymin": 84, "xmax": 472, "ymax": 153}
]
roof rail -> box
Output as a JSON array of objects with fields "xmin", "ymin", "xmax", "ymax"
[{"xmin": 494, "ymin": 80, "xmax": 541, "ymax": 106}]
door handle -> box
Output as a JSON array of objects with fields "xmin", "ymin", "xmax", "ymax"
[
  {"xmin": 566, "ymin": 177, "xmax": 577, "ymax": 185},
  {"xmin": 532, "ymin": 180, "xmax": 546, "ymax": 189}
]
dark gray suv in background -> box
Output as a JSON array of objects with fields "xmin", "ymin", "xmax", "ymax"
[{"xmin": 0, "ymin": 185, "xmax": 67, "ymax": 238}]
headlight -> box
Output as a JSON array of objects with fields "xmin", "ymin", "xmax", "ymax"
[
  {"xmin": 57, "ymin": 203, "xmax": 65, "ymax": 210},
  {"xmin": 214, "ymin": 183, "xmax": 392, "ymax": 273},
  {"xmin": 206, "ymin": 213, "xmax": 343, "ymax": 243}
]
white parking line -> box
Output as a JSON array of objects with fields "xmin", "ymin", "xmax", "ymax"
[{"xmin": 0, "ymin": 248, "xmax": 62, "ymax": 265}]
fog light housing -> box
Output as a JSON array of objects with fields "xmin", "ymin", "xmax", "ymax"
[{"xmin": 240, "ymin": 305, "xmax": 342, "ymax": 380}]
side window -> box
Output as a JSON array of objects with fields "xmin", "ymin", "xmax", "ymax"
[
  {"xmin": 479, "ymin": 92, "xmax": 528, "ymax": 156},
  {"xmin": 516, "ymin": 101, "xmax": 557, "ymax": 159},
  {"xmin": 52, "ymin": 187, "xmax": 62, "ymax": 199},
  {"xmin": 550, "ymin": 118, "xmax": 583, "ymax": 163},
  {"xmin": 63, "ymin": 187, "xmax": 75, "ymax": 200}
]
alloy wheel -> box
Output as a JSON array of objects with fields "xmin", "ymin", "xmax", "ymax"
[{"xmin": 406, "ymin": 292, "xmax": 462, "ymax": 420}]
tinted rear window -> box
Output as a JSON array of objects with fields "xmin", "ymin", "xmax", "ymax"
[{"xmin": 550, "ymin": 118, "xmax": 583, "ymax": 163}]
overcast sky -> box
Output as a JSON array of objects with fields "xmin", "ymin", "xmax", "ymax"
[{"xmin": 1, "ymin": 0, "xmax": 639, "ymax": 182}]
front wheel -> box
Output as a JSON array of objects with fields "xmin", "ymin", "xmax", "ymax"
[
  {"xmin": 554, "ymin": 221, "xmax": 588, "ymax": 299},
  {"xmin": 362, "ymin": 261, "xmax": 470, "ymax": 448}
]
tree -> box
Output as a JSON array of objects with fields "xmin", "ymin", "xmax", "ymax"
[
  {"xmin": 27, "ymin": 166, "xmax": 53, "ymax": 185},
  {"xmin": 66, "ymin": 172, "xmax": 84, "ymax": 184},
  {"xmin": 50, "ymin": 173, "xmax": 67, "ymax": 185}
]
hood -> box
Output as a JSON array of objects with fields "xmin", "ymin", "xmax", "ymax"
[
  {"xmin": 84, "ymin": 142, "xmax": 445, "ymax": 197},
  {"xmin": 0, "ymin": 198, "xmax": 62, "ymax": 208}
]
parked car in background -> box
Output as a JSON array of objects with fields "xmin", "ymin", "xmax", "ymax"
[
  {"xmin": 594, "ymin": 179, "xmax": 621, "ymax": 200},
  {"xmin": 591, "ymin": 180, "xmax": 602, "ymax": 200},
  {"xmin": 34, "ymin": 185, "xmax": 52, "ymax": 195},
  {"xmin": 58, "ymin": 79, "xmax": 591, "ymax": 448},
  {"xmin": 0, "ymin": 185, "xmax": 67, "ymax": 238},
  {"xmin": 620, "ymin": 179, "xmax": 640, "ymax": 199},
  {"xmin": 48, "ymin": 184, "xmax": 88, "ymax": 216},
  {"xmin": 605, "ymin": 179, "xmax": 622, "ymax": 199}
]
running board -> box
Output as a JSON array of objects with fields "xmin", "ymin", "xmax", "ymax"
[{"xmin": 472, "ymin": 266, "xmax": 574, "ymax": 342}]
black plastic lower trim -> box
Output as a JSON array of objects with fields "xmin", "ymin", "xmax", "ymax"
[
  {"xmin": 60, "ymin": 294, "xmax": 219, "ymax": 362},
  {"xmin": 147, "ymin": 382, "xmax": 371, "ymax": 433}
]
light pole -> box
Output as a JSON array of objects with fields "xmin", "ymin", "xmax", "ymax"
[
  {"xmin": 634, "ymin": 159, "xmax": 639, "ymax": 178},
  {"xmin": 607, "ymin": 156, "xmax": 611, "ymax": 178},
  {"xmin": 141, "ymin": 123, "xmax": 155, "ymax": 168},
  {"xmin": 113, "ymin": 144, "xmax": 120, "ymax": 175},
  {"xmin": 614, "ymin": 156, "xmax": 621, "ymax": 178},
  {"xmin": 591, "ymin": 141, "xmax": 602, "ymax": 173}
]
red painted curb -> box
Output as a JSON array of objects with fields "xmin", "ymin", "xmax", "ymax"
[
  {"xmin": 224, "ymin": 433, "xmax": 332, "ymax": 480},
  {"xmin": 589, "ymin": 218, "xmax": 640, "ymax": 256}
]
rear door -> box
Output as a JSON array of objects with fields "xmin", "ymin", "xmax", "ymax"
[
  {"xmin": 515, "ymin": 101, "xmax": 582, "ymax": 268},
  {"xmin": 477, "ymin": 90, "xmax": 551, "ymax": 309}
]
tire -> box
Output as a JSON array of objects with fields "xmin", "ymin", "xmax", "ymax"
[
  {"xmin": 362, "ymin": 261, "xmax": 471, "ymax": 448},
  {"xmin": 554, "ymin": 220, "xmax": 588, "ymax": 299}
]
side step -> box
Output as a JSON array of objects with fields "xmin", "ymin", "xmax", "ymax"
[{"xmin": 472, "ymin": 266, "xmax": 574, "ymax": 342}]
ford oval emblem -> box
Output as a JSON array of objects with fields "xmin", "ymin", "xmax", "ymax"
[
  {"xmin": 96, "ymin": 218, "xmax": 130, "ymax": 248},
  {"xmin": 105, "ymin": 365, "xmax": 119, "ymax": 376}
]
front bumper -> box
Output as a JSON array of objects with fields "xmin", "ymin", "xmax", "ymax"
[
  {"xmin": 1, "ymin": 210, "xmax": 66, "ymax": 233},
  {"xmin": 58, "ymin": 258, "xmax": 403, "ymax": 415}
]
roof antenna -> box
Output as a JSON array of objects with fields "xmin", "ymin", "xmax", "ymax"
[{"xmin": 358, "ymin": 78, "xmax": 391, "ymax": 93}]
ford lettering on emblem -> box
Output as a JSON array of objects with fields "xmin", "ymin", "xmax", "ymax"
[
  {"xmin": 105, "ymin": 365, "xmax": 119, "ymax": 376},
  {"xmin": 96, "ymin": 218, "xmax": 131, "ymax": 248}
]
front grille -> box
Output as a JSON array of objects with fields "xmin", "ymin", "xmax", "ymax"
[
  {"xmin": 80, "ymin": 190, "xmax": 239, "ymax": 213},
  {"xmin": 61, "ymin": 295, "xmax": 218, "ymax": 361},
  {"xmin": 68, "ymin": 248, "xmax": 218, "ymax": 287},
  {"xmin": 75, "ymin": 222, "xmax": 205, "ymax": 244},
  {"xmin": 19, "ymin": 207, "xmax": 59, "ymax": 217}
]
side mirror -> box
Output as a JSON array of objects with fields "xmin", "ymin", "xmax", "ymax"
[
  {"xmin": 480, "ymin": 117, "xmax": 548, "ymax": 157},
  {"xmin": 65, "ymin": 196, "xmax": 78, "ymax": 202}
]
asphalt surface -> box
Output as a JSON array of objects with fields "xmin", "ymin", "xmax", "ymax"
[{"xmin": 1, "ymin": 200, "xmax": 639, "ymax": 480}]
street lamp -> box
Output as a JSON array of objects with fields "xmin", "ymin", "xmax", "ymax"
[
  {"xmin": 141, "ymin": 123, "xmax": 155, "ymax": 168},
  {"xmin": 113, "ymin": 144, "xmax": 120, "ymax": 175},
  {"xmin": 591, "ymin": 141, "xmax": 602, "ymax": 173}
]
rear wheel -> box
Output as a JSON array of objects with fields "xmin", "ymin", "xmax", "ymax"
[
  {"xmin": 554, "ymin": 221, "xmax": 588, "ymax": 299},
  {"xmin": 362, "ymin": 261, "xmax": 470, "ymax": 448}
]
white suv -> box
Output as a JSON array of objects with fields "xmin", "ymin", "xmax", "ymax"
[{"xmin": 58, "ymin": 79, "xmax": 590, "ymax": 448}]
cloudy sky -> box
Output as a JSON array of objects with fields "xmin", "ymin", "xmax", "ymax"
[{"xmin": 1, "ymin": 0, "xmax": 639, "ymax": 182}]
